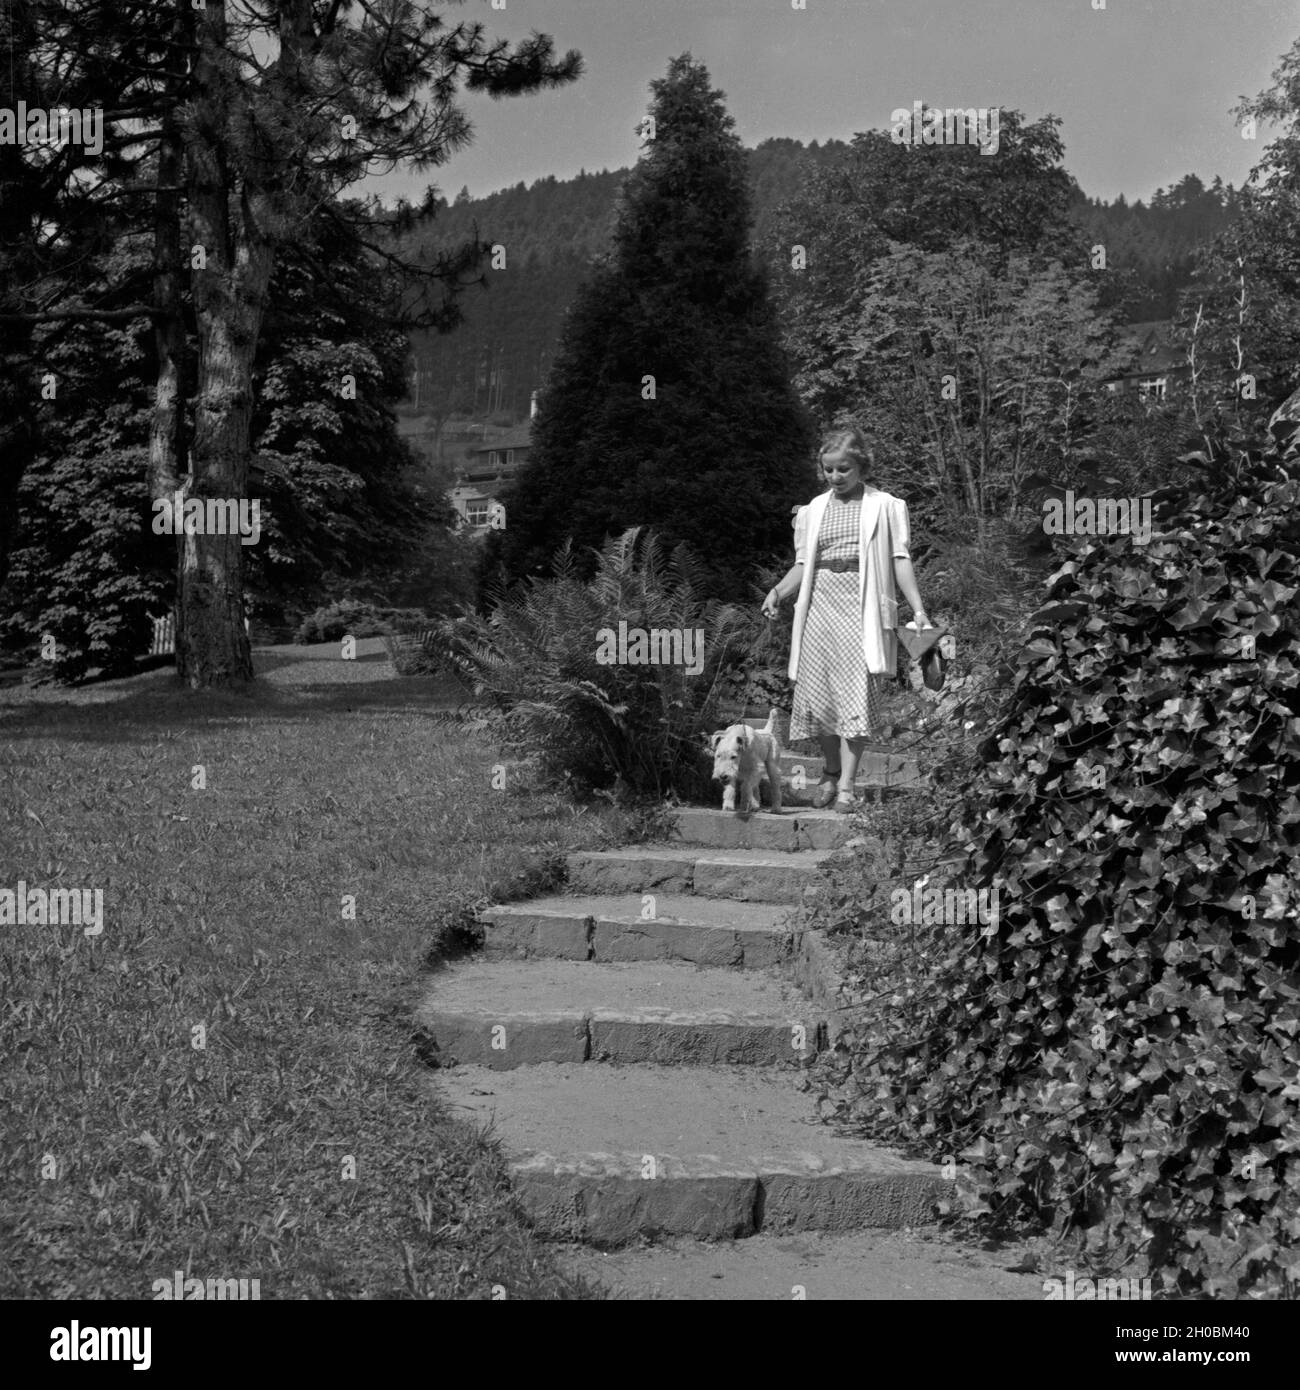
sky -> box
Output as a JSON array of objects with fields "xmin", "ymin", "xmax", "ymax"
[{"xmin": 365, "ymin": 0, "xmax": 1300, "ymax": 207}]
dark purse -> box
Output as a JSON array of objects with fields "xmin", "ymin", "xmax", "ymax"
[{"xmin": 897, "ymin": 621, "xmax": 949, "ymax": 691}]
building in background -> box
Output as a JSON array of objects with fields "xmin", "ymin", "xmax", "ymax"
[
  {"xmin": 445, "ymin": 392, "xmax": 538, "ymax": 532},
  {"xmin": 1105, "ymin": 321, "xmax": 1192, "ymax": 400}
]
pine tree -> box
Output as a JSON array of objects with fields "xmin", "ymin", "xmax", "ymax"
[
  {"xmin": 169, "ymin": 2, "xmax": 580, "ymax": 688},
  {"xmin": 497, "ymin": 54, "xmax": 815, "ymax": 602},
  {"xmin": 3, "ymin": 198, "xmax": 447, "ymax": 677},
  {"xmin": 0, "ymin": 0, "xmax": 166, "ymax": 594},
  {"xmin": 4, "ymin": 2, "xmax": 581, "ymax": 688}
]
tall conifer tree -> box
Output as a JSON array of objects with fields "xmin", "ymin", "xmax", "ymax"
[{"xmin": 498, "ymin": 54, "xmax": 815, "ymax": 602}]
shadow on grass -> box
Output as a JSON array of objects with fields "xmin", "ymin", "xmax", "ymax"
[{"xmin": 0, "ymin": 653, "xmax": 478, "ymax": 745}]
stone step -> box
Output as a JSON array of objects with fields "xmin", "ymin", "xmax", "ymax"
[
  {"xmin": 560, "ymin": 1231, "xmax": 1048, "ymax": 1300},
  {"xmin": 481, "ymin": 894, "xmax": 796, "ymax": 970},
  {"xmin": 670, "ymin": 806, "xmax": 852, "ymax": 852},
  {"xmin": 778, "ymin": 778, "xmax": 917, "ymax": 809},
  {"xmin": 413, "ymin": 959, "xmax": 819, "ymax": 1068},
  {"xmin": 566, "ymin": 845, "xmax": 829, "ymax": 905},
  {"xmin": 778, "ymin": 750, "xmax": 923, "ymax": 789},
  {"xmin": 729, "ymin": 717, "xmax": 924, "ymax": 777},
  {"xmin": 429, "ymin": 1063, "xmax": 945, "ymax": 1245}
]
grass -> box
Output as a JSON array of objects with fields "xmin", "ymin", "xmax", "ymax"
[{"xmin": 0, "ymin": 656, "xmax": 644, "ymax": 1299}]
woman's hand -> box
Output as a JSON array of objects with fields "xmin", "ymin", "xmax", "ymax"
[
  {"xmin": 761, "ymin": 588, "xmax": 781, "ymax": 621},
  {"xmin": 914, "ymin": 609, "xmax": 935, "ymax": 629}
]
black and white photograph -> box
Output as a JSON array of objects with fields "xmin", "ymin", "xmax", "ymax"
[{"xmin": 2, "ymin": 0, "xmax": 1299, "ymax": 1350}]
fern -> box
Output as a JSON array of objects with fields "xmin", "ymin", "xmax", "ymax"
[{"xmin": 435, "ymin": 528, "xmax": 756, "ymax": 797}]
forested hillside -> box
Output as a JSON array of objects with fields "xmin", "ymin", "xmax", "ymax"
[
  {"xmin": 404, "ymin": 145, "xmax": 1241, "ymax": 433},
  {"xmin": 402, "ymin": 138, "xmax": 851, "ymax": 432},
  {"xmin": 1071, "ymin": 172, "xmax": 1242, "ymax": 318}
]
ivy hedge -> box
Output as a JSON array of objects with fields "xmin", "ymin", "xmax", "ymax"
[{"xmin": 825, "ymin": 421, "xmax": 1300, "ymax": 1298}]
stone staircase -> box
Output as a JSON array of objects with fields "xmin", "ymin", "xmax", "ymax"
[
  {"xmin": 775, "ymin": 747, "xmax": 923, "ymax": 803},
  {"xmin": 715, "ymin": 704, "xmax": 926, "ymax": 803},
  {"xmin": 415, "ymin": 755, "xmax": 948, "ymax": 1251}
]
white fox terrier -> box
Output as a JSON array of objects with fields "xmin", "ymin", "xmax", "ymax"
[{"xmin": 709, "ymin": 708, "xmax": 783, "ymax": 817}]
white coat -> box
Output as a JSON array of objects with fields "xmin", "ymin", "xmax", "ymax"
[{"xmin": 789, "ymin": 486, "xmax": 913, "ymax": 681}]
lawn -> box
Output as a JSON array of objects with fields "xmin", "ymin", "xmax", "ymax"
[{"xmin": 0, "ymin": 653, "xmax": 635, "ymax": 1299}]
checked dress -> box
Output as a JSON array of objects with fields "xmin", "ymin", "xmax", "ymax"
[{"xmin": 788, "ymin": 493, "xmax": 886, "ymax": 743}]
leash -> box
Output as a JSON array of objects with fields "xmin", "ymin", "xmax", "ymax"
[{"xmin": 737, "ymin": 617, "xmax": 777, "ymax": 720}]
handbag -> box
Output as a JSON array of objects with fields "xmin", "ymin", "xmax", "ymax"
[{"xmin": 897, "ymin": 620, "xmax": 949, "ymax": 691}]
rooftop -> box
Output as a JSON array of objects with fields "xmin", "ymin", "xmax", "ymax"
[
  {"xmin": 470, "ymin": 425, "xmax": 533, "ymax": 454},
  {"xmin": 1116, "ymin": 319, "xmax": 1187, "ymax": 375}
]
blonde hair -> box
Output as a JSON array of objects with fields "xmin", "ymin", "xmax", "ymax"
[{"xmin": 818, "ymin": 428, "xmax": 874, "ymax": 475}]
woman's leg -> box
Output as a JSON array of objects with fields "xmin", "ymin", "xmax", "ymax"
[
  {"xmin": 808, "ymin": 734, "xmax": 841, "ymax": 807},
  {"xmin": 838, "ymin": 676, "xmax": 883, "ymax": 796},
  {"xmin": 818, "ymin": 733, "xmax": 841, "ymax": 775},
  {"xmin": 839, "ymin": 736, "xmax": 867, "ymax": 794}
]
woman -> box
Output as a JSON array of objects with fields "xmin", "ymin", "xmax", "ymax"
[{"xmin": 761, "ymin": 428, "xmax": 933, "ymax": 811}]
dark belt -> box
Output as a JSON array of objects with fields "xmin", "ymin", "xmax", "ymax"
[{"xmin": 817, "ymin": 556, "xmax": 859, "ymax": 573}]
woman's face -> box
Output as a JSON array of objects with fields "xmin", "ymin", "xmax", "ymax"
[{"xmin": 821, "ymin": 450, "xmax": 863, "ymax": 496}]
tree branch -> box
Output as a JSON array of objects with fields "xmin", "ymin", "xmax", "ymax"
[{"xmin": 0, "ymin": 306, "xmax": 157, "ymax": 323}]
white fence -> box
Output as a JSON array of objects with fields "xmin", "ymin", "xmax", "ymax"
[{"xmin": 149, "ymin": 613, "xmax": 250, "ymax": 656}]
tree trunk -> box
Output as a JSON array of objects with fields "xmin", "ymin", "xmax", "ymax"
[
  {"xmin": 176, "ymin": 5, "xmax": 273, "ymax": 689},
  {"xmin": 149, "ymin": 101, "xmax": 187, "ymax": 505},
  {"xmin": 179, "ymin": 199, "xmax": 273, "ymax": 686}
]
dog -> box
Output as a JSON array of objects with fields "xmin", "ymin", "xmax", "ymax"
[{"xmin": 709, "ymin": 708, "xmax": 783, "ymax": 817}]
